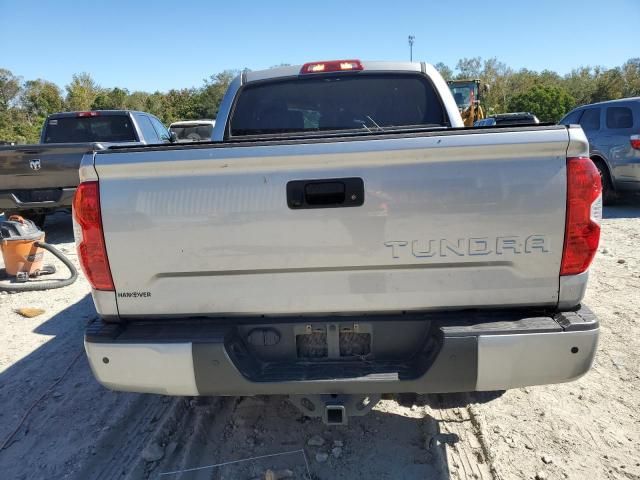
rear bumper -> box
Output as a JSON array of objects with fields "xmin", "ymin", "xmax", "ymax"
[
  {"xmin": 84, "ymin": 307, "xmax": 599, "ymax": 396},
  {"xmin": 0, "ymin": 187, "xmax": 76, "ymax": 213}
]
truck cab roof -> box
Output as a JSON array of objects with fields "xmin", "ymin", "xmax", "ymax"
[
  {"xmin": 46, "ymin": 110, "xmax": 149, "ymax": 119},
  {"xmin": 211, "ymin": 60, "xmax": 463, "ymax": 141},
  {"xmin": 243, "ymin": 60, "xmax": 424, "ymax": 83}
]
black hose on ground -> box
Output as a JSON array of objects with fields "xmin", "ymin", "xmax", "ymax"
[{"xmin": 0, "ymin": 241, "xmax": 78, "ymax": 292}]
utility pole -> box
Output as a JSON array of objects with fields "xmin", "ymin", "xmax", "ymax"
[{"xmin": 408, "ymin": 35, "xmax": 415, "ymax": 62}]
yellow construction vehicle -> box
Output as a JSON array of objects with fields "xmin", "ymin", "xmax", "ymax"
[{"xmin": 447, "ymin": 79, "xmax": 486, "ymax": 127}]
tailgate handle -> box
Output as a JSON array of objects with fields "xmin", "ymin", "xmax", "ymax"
[
  {"xmin": 287, "ymin": 178, "xmax": 364, "ymax": 209},
  {"xmin": 305, "ymin": 182, "xmax": 345, "ymax": 205}
]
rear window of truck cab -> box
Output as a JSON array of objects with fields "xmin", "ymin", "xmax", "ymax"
[
  {"xmin": 43, "ymin": 115, "xmax": 137, "ymax": 143},
  {"xmin": 229, "ymin": 73, "xmax": 447, "ymax": 136}
]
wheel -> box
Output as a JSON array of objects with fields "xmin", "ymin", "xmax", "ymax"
[{"xmin": 593, "ymin": 160, "xmax": 616, "ymax": 206}]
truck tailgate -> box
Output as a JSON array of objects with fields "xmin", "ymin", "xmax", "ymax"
[
  {"xmin": 95, "ymin": 127, "xmax": 571, "ymax": 317},
  {"xmin": 0, "ymin": 143, "xmax": 97, "ymax": 191}
]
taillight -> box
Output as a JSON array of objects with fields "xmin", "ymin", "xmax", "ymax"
[
  {"xmin": 77, "ymin": 111, "xmax": 99, "ymax": 117},
  {"xmin": 560, "ymin": 157, "xmax": 602, "ymax": 276},
  {"xmin": 72, "ymin": 181, "xmax": 114, "ymax": 290},
  {"xmin": 300, "ymin": 60, "xmax": 363, "ymax": 74},
  {"xmin": 631, "ymin": 134, "xmax": 640, "ymax": 150}
]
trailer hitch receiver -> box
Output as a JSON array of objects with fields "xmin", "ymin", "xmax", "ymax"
[{"xmin": 288, "ymin": 393, "xmax": 381, "ymax": 425}]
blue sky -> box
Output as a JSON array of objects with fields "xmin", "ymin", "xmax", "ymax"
[{"xmin": 1, "ymin": 0, "xmax": 638, "ymax": 92}]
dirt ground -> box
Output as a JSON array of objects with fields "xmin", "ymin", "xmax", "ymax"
[{"xmin": 0, "ymin": 200, "xmax": 638, "ymax": 480}]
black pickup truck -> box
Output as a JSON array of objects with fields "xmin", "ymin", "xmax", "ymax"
[{"xmin": 0, "ymin": 110, "xmax": 173, "ymax": 226}]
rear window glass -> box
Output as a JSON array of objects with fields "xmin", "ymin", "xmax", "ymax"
[
  {"xmin": 579, "ymin": 108, "xmax": 600, "ymax": 131},
  {"xmin": 560, "ymin": 110, "xmax": 582, "ymax": 125},
  {"xmin": 229, "ymin": 73, "xmax": 447, "ymax": 136},
  {"xmin": 43, "ymin": 116, "xmax": 136, "ymax": 143},
  {"xmin": 170, "ymin": 124, "xmax": 214, "ymax": 141},
  {"xmin": 606, "ymin": 107, "xmax": 633, "ymax": 129}
]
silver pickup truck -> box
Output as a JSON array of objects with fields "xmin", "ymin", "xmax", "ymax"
[{"xmin": 77, "ymin": 61, "xmax": 602, "ymax": 424}]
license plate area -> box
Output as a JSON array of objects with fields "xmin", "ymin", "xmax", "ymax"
[
  {"xmin": 237, "ymin": 317, "xmax": 433, "ymax": 365},
  {"xmin": 295, "ymin": 323, "xmax": 373, "ymax": 360},
  {"xmin": 230, "ymin": 317, "xmax": 440, "ymax": 382}
]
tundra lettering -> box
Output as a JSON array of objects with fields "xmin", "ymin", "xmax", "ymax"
[{"xmin": 385, "ymin": 235, "xmax": 550, "ymax": 259}]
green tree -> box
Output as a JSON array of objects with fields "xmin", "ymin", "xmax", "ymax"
[
  {"xmin": 479, "ymin": 58, "xmax": 512, "ymax": 114},
  {"xmin": 621, "ymin": 58, "xmax": 640, "ymax": 97},
  {"xmin": 538, "ymin": 69, "xmax": 562, "ymax": 87},
  {"xmin": 591, "ymin": 68, "xmax": 625, "ymax": 103},
  {"xmin": 563, "ymin": 67, "xmax": 596, "ymax": 108},
  {"xmin": 196, "ymin": 70, "xmax": 237, "ymax": 119},
  {"xmin": 508, "ymin": 69, "xmax": 540, "ymax": 93},
  {"xmin": 65, "ymin": 73, "xmax": 100, "ymax": 111},
  {"xmin": 455, "ymin": 57, "xmax": 482, "ymax": 79},
  {"xmin": 0, "ymin": 68, "xmax": 22, "ymax": 110},
  {"xmin": 12, "ymin": 109, "xmax": 42, "ymax": 142},
  {"xmin": 124, "ymin": 91, "xmax": 151, "ymax": 111},
  {"xmin": 144, "ymin": 92, "xmax": 165, "ymax": 118},
  {"xmin": 21, "ymin": 79, "xmax": 63, "ymax": 118},
  {"xmin": 434, "ymin": 62, "xmax": 453, "ymax": 81},
  {"xmin": 0, "ymin": 108, "xmax": 40, "ymax": 143},
  {"xmin": 508, "ymin": 84, "xmax": 574, "ymax": 122},
  {"xmin": 91, "ymin": 87, "xmax": 129, "ymax": 110},
  {"xmin": 160, "ymin": 88, "xmax": 200, "ymax": 124}
]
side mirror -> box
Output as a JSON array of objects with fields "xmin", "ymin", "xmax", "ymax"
[{"xmin": 169, "ymin": 131, "xmax": 178, "ymax": 143}]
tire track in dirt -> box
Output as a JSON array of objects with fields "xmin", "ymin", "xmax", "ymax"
[
  {"xmin": 426, "ymin": 394, "xmax": 495, "ymax": 480},
  {"xmin": 76, "ymin": 395, "xmax": 183, "ymax": 480}
]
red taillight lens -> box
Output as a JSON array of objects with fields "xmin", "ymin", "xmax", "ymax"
[
  {"xmin": 631, "ymin": 134, "xmax": 640, "ymax": 150},
  {"xmin": 77, "ymin": 111, "xmax": 99, "ymax": 117},
  {"xmin": 560, "ymin": 157, "xmax": 602, "ymax": 276},
  {"xmin": 73, "ymin": 181, "xmax": 114, "ymax": 290},
  {"xmin": 300, "ymin": 60, "xmax": 363, "ymax": 74}
]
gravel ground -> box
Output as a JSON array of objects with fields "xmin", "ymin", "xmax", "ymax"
[{"xmin": 0, "ymin": 200, "xmax": 638, "ymax": 480}]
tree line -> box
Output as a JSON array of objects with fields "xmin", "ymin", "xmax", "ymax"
[
  {"xmin": 436, "ymin": 57, "xmax": 640, "ymax": 123},
  {"xmin": 0, "ymin": 70, "xmax": 236, "ymax": 143},
  {"xmin": 1, "ymin": 57, "xmax": 639, "ymax": 144}
]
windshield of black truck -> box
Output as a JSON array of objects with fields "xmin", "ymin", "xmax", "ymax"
[
  {"xmin": 43, "ymin": 116, "xmax": 137, "ymax": 143},
  {"xmin": 229, "ymin": 73, "xmax": 447, "ymax": 136}
]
